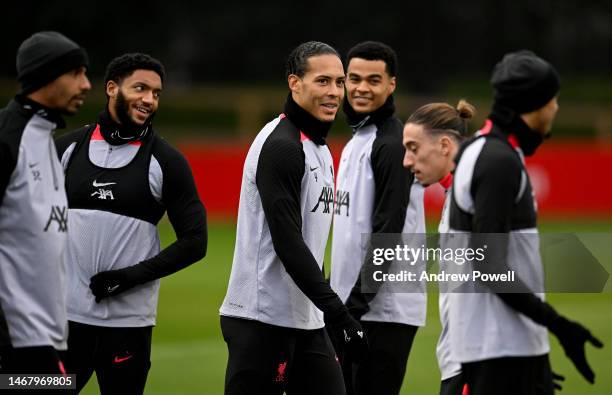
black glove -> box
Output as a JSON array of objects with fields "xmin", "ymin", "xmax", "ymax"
[
  {"xmin": 89, "ymin": 268, "xmax": 140, "ymax": 303},
  {"xmin": 552, "ymin": 371, "xmax": 565, "ymax": 391},
  {"xmin": 549, "ymin": 315, "xmax": 603, "ymax": 384},
  {"xmin": 325, "ymin": 309, "xmax": 368, "ymax": 361},
  {"xmin": 493, "ymin": 293, "xmax": 604, "ymax": 385}
]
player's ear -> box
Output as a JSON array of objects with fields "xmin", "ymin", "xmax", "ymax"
[
  {"xmin": 388, "ymin": 76, "xmax": 396, "ymax": 95},
  {"xmin": 288, "ymin": 74, "xmax": 301, "ymax": 94},
  {"xmin": 439, "ymin": 135, "xmax": 452, "ymax": 156},
  {"xmin": 106, "ymin": 80, "xmax": 119, "ymax": 99}
]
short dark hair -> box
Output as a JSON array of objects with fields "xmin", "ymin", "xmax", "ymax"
[
  {"xmin": 347, "ymin": 41, "xmax": 398, "ymax": 77},
  {"xmin": 104, "ymin": 53, "xmax": 165, "ymax": 86},
  {"xmin": 285, "ymin": 41, "xmax": 340, "ymax": 78}
]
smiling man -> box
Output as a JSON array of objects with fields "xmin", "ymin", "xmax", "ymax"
[
  {"xmin": 55, "ymin": 53, "xmax": 207, "ymax": 394},
  {"xmin": 220, "ymin": 41, "xmax": 367, "ymax": 395},
  {"xmin": 330, "ymin": 41, "xmax": 426, "ymax": 395}
]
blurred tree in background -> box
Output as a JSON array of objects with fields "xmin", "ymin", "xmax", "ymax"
[{"xmin": 1, "ymin": 0, "xmax": 611, "ymax": 138}]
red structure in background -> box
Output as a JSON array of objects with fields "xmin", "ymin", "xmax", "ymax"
[{"xmin": 180, "ymin": 140, "xmax": 612, "ymax": 221}]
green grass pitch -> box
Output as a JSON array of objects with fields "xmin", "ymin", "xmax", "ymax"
[{"xmin": 80, "ymin": 219, "xmax": 612, "ymax": 394}]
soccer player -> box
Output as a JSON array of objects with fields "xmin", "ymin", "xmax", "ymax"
[
  {"xmin": 55, "ymin": 53, "xmax": 207, "ymax": 394},
  {"xmin": 403, "ymin": 100, "xmax": 475, "ymax": 395},
  {"xmin": 0, "ymin": 31, "xmax": 90, "ymax": 374},
  {"xmin": 220, "ymin": 41, "xmax": 367, "ymax": 395},
  {"xmin": 329, "ymin": 41, "xmax": 426, "ymax": 395},
  {"xmin": 447, "ymin": 50, "xmax": 603, "ymax": 394}
]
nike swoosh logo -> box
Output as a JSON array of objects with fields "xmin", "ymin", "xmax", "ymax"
[
  {"xmin": 309, "ymin": 166, "xmax": 319, "ymax": 171},
  {"xmin": 93, "ymin": 180, "xmax": 117, "ymax": 187},
  {"xmin": 29, "ymin": 162, "xmax": 39, "ymax": 168},
  {"xmin": 113, "ymin": 355, "xmax": 133, "ymax": 363},
  {"xmin": 107, "ymin": 284, "xmax": 120, "ymax": 293}
]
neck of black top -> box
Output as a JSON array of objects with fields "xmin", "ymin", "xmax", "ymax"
[
  {"xmin": 15, "ymin": 94, "xmax": 66, "ymax": 128},
  {"xmin": 283, "ymin": 93, "xmax": 332, "ymax": 145},
  {"xmin": 98, "ymin": 107, "xmax": 151, "ymax": 146},
  {"xmin": 343, "ymin": 95, "xmax": 395, "ymax": 130},
  {"xmin": 489, "ymin": 103, "xmax": 544, "ymax": 156}
]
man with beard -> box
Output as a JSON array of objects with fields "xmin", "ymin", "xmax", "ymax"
[
  {"xmin": 55, "ymin": 53, "xmax": 207, "ymax": 394},
  {"xmin": 330, "ymin": 41, "xmax": 425, "ymax": 395},
  {"xmin": 0, "ymin": 31, "xmax": 90, "ymax": 376}
]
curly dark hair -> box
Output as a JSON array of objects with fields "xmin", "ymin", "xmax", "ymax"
[
  {"xmin": 347, "ymin": 41, "xmax": 398, "ymax": 77},
  {"xmin": 104, "ymin": 53, "xmax": 165, "ymax": 86},
  {"xmin": 285, "ymin": 41, "xmax": 340, "ymax": 78}
]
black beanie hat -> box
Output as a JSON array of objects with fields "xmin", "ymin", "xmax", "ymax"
[
  {"xmin": 491, "ymin": 50, "xmax": 560, "ymax": 114},
  {"xmin": 16, "ymin": 31, "xmax": 89, "ymax": 94}
]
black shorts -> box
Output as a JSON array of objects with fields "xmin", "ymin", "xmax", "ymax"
[
  {"xmin": 439, "ymin": 373, "xmax": 467, "ymax": 395},
  {"xmin": 337, "ymin": 321, "xmax": 418, "ymax": 395},
  {"xmin": 221, "ymin": 315, "xmax": 345, "ymax": 395},
  {"xmin": 0, "ymin": 345, "xmax": 65, "ymax": 374},
  {"xmin": 461, "ymin": 354, "xmax": 553, "ymax": 395},
  {"xmin": 0, "ymin": 345, "xmax": 68, "ymax": 394},
  {"xmin": 64, "ymin": 321, "xmax": 152, "ymax": 395}
]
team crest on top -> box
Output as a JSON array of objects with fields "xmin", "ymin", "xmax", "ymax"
[
  {"xmin": 311, "ymin": 186, "xmax": 334, "ymax": 214},
  {"xmin": 334, "ymin": 190, "xmax": 350, "ymax": 216},
  {"xmin": 91, "ymin": 179, "xmax": 116, "ymax": 200},
  {"xmin": 44, "ymin": 205, "xmax": 68, "ymax": 232}
]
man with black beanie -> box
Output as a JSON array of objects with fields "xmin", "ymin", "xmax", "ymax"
[
  {"xmin": 0, "ymin": 31, "xmax": 90, "ymax": 376},
  {"xmin": 446, "ymin": 50, "xmax": 603, "ymax": 394}
]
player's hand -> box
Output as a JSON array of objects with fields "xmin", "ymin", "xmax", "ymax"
[
  {"xmin": 326, "ymin": 311, "xmax": 368, "ymax": 361},
  {"xmin": 552, "ymin": 371, "xmax": 565, "ymax": 391},
  {"xmin": 342, "ymin": 314, "xmax": 369, "ymax": 361},
  {"xmin": 550, "ymin": 315, "xmax": 603, "ymax": 384},
  {"xmin": 89, "ymin": 269, "xmax": 137, "ymax": 303}
]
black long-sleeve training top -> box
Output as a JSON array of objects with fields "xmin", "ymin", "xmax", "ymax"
[
  {"xmin": 220, "ymin": 94, "xmax": 347, "ymax": 330},
  {"xmin": 330, "ymin": 96, "xmax": 427, "ymax": 327},
  {"xmin": 0, "ymin": 96, "xmax": 70, "ymax": 350},
  {"xmin": 445, "ymin": 114, "xmax": 549, "ymax": 362},
  {"xmin": 55, "ymin": 110, "xmax": 207, "ymax": 327}
]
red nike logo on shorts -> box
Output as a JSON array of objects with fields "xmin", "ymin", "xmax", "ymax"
[{"xmin": 113, "ymin": 355, "xmax": 133, "ymax": 363}]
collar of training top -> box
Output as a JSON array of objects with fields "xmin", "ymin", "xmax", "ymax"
[
  {"xmin": 97, "ymin": 107, "xmax": 152, "ymax": 146},
  {"xmin": 14, "ymin": 94, "xmax": 66, "ymax": 128},
  {"xmin": 343, "ymin": 95, "xmax": 395, "ymax": 131},
  {"xmin": 487, "ymin": 103, "xmax": 546, "ymax": 156},
  {"xmin": 439, "ymin": 172, "xmax": 453, "ymax": 190},
  {"xmin": 283, "ymin": 93, "xmax": 332, "ymax": 145}
]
